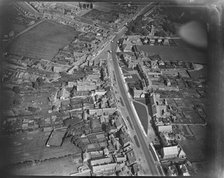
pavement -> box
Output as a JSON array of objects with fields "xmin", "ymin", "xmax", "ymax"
[
  {"xmin": 86, "ymin": 2, "xmax": 162, "ymax": 175},
  {"xmin": 111, "ymin": 41, "xmax": 159, "ymax": 175},
  {"xmin": 107, "ymin": 2, "xmax": 162, "ymax": 175}
]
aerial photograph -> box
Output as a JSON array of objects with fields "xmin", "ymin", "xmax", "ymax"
[{"xmin": 0, "ymin": 0, "xmax": 223, "ymax": 177}]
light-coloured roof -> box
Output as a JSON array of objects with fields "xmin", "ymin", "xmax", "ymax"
[
  {"xmin": 162, "ymin": 146, "xmax": 178, "ymax": 156},
  {"xmin": 92, "ymin": 163, "xmax": 117, "ymax": 172}
]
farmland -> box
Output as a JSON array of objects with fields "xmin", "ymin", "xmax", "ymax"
[
  {"xmin": 82, "ymin": 9, "xmax": 119, "ymax": 26},
  {"xmin": 7, "ymin": 20, "xmax": 79, "ymax": 61},
  {"xmin": 137, "ymin": 44, "xmax": 207, "ymax": 64},
  {"xmin": 12, "ymin": 155, "xmax": 81, "ymax": 175},
  {"xmin": 4, "ymin": 131, "xmax": 81, "ymax": 165}
]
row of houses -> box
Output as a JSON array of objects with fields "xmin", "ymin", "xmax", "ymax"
[{"xmin": 149, "ymin": 92, "xmax": 191, "ymax": 176}]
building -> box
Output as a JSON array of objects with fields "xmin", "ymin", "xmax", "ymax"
[
  {"xmin": 107, "ymin": 140, "xmax": 116, "ymax": 153},
  {"xmin": 160, "ymin": 132, "xmax": 178, "ymax": 146},
  {"xmin": 150, "ymin": 93, "xmax": 170, "ymax": 118},
  {"xmin": 126, "ymin": 149, "xmax": 136, "ymax": 165},
  {"xmin": 167, "ymin": 165, "xmax": 178, "ymax": 176},
  {"xmin": 117, "ymin": 165, "xmax": 132, "ymax": 176},
  {"xmin": 94, "ymin": 90, "xmax": 107, "ymax": 96},
  {"xmin": 123, "ymin": 35, "xmax": 142, "ymax": 46},
  {"xmin": 157, "ymin": 125, "xmax": 172, "ymax": 133},
  {"xmin": 86, "ymin": 143, "xmax": 100, "ymax": 151},
  {"xmin": 76, "ymin": 84, "xmax": 97, "ymax": 91},
  {"xmin": 119, "ymin": 131, "xmax": 132, "ymax": 146},
  {"xmin": 83, "ymin": 151, "xmax": 91, "ymax": 162},
  {"xmin": 178, "ymin": 164, "xmax": 190, "ymax": 176},
  {"xmin": 161, "ymin": 145, "xmax": 179, "ymax": 159},
  {"xmin": 114, "ymin": 117, "xmax": 123, "ymax": 130},
  {"xmin": 116, "ymin": 155, "xmax": 127, "ymax": 163},
  {"xmin": 123, "ymin": 44, "xmax": 133, "ymax": 53},
  {"xmin": 92, "ymin": 163, "xmax": 117, "ymax": 173},
  {"xmin": 133, "ymin": 89, "xmax": 145, "ymax": 98},
  {"xmin": 89, "ymin": 150, "xmax": 104, "ymax": 158},
  {"xmin": 88, "ymin": 108, "xmax": 116, "ymax": 115},
  {"xmin": 131, "ymin": 163, "xmax": 139, "ymax": 175},
  {"xmin": 90, "ymin": 156, "xmax": 113, "ymax": 166}
]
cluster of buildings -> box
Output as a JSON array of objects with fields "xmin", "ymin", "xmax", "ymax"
[
  {"xmin": 117, "ymin": 27, "xmax": 207, "ymax": 175},
  {"xmin": 1, "ymin": 50, "xmax": 114, "ymax": 133},
  {"xmin": 81, "ymin": 3, "xmax": 140, "ymax": 31},
  {"xmin": 42, "ymin": 99, "xmax": 139, "ymax": 176},
  {"xmin": 67, "ymin": 111, "xmax": 139, "ymax": 176},
  {"xmin": 1, "ymin": 3, "xmax": 143, "ymax": 173},
  {"xmin": 127, "ymin": 3, "xmax": 174, "ymax": 37},
  {"xmin": 11, "ymin": 1, "xmax": 113, "ymax": 66}
]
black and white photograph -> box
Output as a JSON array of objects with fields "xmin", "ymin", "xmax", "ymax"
[{"xmin": 0, "ymin": 0, "xmax": 223, "ymax": 177}]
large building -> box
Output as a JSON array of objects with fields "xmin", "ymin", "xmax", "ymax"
[{"xmin": 161, "ymin": 145, "xmax": 179, "ymax": 159}]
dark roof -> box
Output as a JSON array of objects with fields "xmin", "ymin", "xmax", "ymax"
[{"xmin": 126, "ymin": 149, "xmax": 136, "ymax": 165}]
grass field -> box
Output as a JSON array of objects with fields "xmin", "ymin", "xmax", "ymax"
[
  {"xmin": 12, "ymin": 24, "xmax": 27, "ymax": 34},
  {"xmin": 137, "ymin": 44, "xmax": 207, "ymax": 64},
  {"xmin": 179, "ymin": 125, "xmax": 206, "ymax": 162},
  {"xmin": 4, "ymin": 131, "xmax": 81, "ymax": 164},
  {"xmin": 133, "ymin": 101, "xmax": 148, "ymax": 134},
  {"xmin": 8, "ymin": 20, "xmax": 79, "ymax": 60},
  {"xmin": 12, "ymin": 155, "xmax": 80, "ymax": 175},
  {"xmin": 83, "ymin": 9, "xmax": 118, "ymax": 23}
]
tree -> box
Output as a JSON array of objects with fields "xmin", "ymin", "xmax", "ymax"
[
  {"xmin": 32, "ymin": 77, "xmax": 45, "ymax": 89},
  {"xmin": 102, "ymin": 123, "xmax": 111, "ymax": 134}
]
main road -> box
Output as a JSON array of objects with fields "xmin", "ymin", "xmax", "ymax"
[{"xmin": 109, "ymin": 2, "xmax": 160, "ymax": 176}]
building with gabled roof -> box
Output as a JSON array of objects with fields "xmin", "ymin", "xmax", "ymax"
[
  {"xmin": 90, "ymin": 156, "xmax": 113, "ymax": 166},
  {"xmin": 92, "ymin": 163, "xmax": 117, "ymax": 173}
]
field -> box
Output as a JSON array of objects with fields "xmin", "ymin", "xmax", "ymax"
[
  {"xmin": 137, "ymin": 44, "xmax": 207, "ymax": 64},
  {"xmin": 12, "ymin": 24, "xmax": 27, "ymax": 34},
  {"xmin": 12, "ymin": 155, "xmax": 80, "ymax": 175},
  {"xmin": 82, "ymin": 9, "xmax": 119, "ymax": 24},
  {"xmin": 3, "ymin": 131, "xmax": 81, "ymax": 165},
  {"xmin": 179, "ymin": 125, "xmax": 206, "ymax": 162},
  {"xmin": 133, "ymin": 101, "xmax": 148, "ymax": 134},
  {"xmin": 93, "ymin": 2, "xmax": 114, "ymax": 12},
  {"xmin": 8, "ymin": 20, "xmax": 79, "ymax": 60}
]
